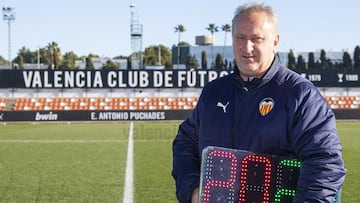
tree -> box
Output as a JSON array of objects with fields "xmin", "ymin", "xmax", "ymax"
[
  {"xmin": 15, "ymin": 47, "xmax": 35, "ymax": 63},
  {"xmin": 16, "ymin": 55, "xmax": 24, "ymax": 69},
  {"xmin": 13, "ymin": 47, "xmax": 33, "ymax": 69},
  {"xmin": 174, "ymin": 24, "xmax": 186, "ymax": 68},
  {"xmin": 39, "ymin": 47, "xmax": 49, "ymax": 64},
  {"xmin": 342, "ymin": 51, "xmax": 352, "ymax": 69},
  {"xmin": 296, "ymin": 55, "xmax": 306, "ymax": 70},
  {"xmin": 178, "ymin": 41, "xmax": 190, "ymax": 46},
  {"xmin": 14, "ymin": 46, "xmax": 51, "ymax": 68},
  {"xmin": 185, "ymin": 54, "xmax": 198, "ymax": 70},
  {"xmin": 320, "ymin": 49, "xmax": 329, "ymax": 69},
  {"xmin": 224, "ymin": 59, "xmax": 229, "ymax": 70},
  {"xmin": 127, "ymin": 57, "xmax": 131, "ymax": 69},
  {"xmin": 215, "ymin": 53, "xmax": 224, "ymax": 70},
  {"xmin": 221, "ymin": 24, "xmax": 231, "ymax": 58},
  {"xmin": 143, "ymin": 45, "xmax": 172, "ymax": 69},
  {"xmin": 354, "ymin": 45, "xmax": 360, "ymax": 69},
  {"xmin": 201, "ymin": 51, "xmax": 207, "ymax": 70},
  {"xmin": 287, "ymin": 49, "xmax": 296, "ymax": 69},
  {"xmin": 102, "ymin": 60, "xmax": 120, "ymax": 69},
  {"xmin": 85, "ymin": 56, "xmax": 95, "ymax": 70},
  {"xmin": 308, "ymin": 52, "xmax": 315, "ymax": 69},
  {"xmin": 206, "ymin": 23, "xmax": 219, "ymax": 66},
  {"xmin": 60, "ymin": 51, "xmax": 80, "ymax": 69},
  {"xmin": 46, "ymin": 41, "xmax": 62, "ymax": 70},
  {"xmin": 143, "ymin": 46, "xmax": 157, "ymax": 65}
]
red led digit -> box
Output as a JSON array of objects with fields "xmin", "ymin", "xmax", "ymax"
[
  {"xmin": 202, "ymin": 150, "xmax": 238, "ymax": 203},
  {"xmin": 238, "ymin": 154, "xmax": 272, "ymax": 203}
]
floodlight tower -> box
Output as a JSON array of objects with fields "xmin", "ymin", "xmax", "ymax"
[
  {"xmin": 130, "ymin": 4, "xmax": 143, "ymax": 69},
  {"xmin": 2, "ymin": 7, "xmax": 15, "ymax": 69}
]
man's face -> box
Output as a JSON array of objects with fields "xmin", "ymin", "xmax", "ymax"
[{"xmin": 232, "ymin": 11, "xmax": 279, "ymax": 80}]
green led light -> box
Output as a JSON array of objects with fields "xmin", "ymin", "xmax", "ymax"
[
  {"xmin": 280, "ymin": 159, "xmax": 301, "ymax": 168},
  {"xmin": 274, "ymin": 189, "xmax": 296, "ymax": 202}
]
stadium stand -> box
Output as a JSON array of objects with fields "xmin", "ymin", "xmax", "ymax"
[
  {"xmin": 10, "ymin": 97, "xmax": 199, "ymax": 111},
  {"xmin": 1, "ymin": 96, "xmax": 360, "ymax": 112},
  {"xmin": 324, "ymin": 96, "xmax": 360, "ymax": 109}
]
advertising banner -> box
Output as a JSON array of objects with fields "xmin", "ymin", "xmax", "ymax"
[
  {"xmin": 1, "ymin": 69, "xmax": 359, "ymax": 89},
  {"xmin": 0, "ymin": 110, "xmax": 193, "ymax": 122},
  {"xmin": 0, "ymin": 70, "xmax": 230, "ymax": 89}
]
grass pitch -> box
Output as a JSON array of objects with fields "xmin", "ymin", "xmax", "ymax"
[
  {"xmin": 0, "ymin": 123, "xmax": 129, "ymax": 202},
  {"xmin": 337, "ymin": 121, "xmax": 360, "ymax": 202},
  {"xmin": 0, "ymin": 121, "xmax": 358, "ymax": 202}
]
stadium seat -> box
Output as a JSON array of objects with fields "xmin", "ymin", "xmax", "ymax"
[
  {"xmin": 323, "ymin": 96, "xmax": 360, "ymax": 109},
  {"xmin": 10, "ymin": 96, "xmax": 205, "ymax": 111},
  {"xmin": 0, "ymin": 98, "xmax": 6, "ymax": 111}
]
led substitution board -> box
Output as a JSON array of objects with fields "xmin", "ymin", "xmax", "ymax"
[{"xmin": 199, "ymin": 146, "xmax": 341, "ymax": 203}]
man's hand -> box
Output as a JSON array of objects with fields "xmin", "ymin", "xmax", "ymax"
[{"xmin": 191, "ymin": 188, "xmax": 199, "ymax": 203}]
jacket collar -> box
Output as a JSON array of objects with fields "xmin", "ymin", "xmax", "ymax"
[{"xmin": 233, "ymin": 54, "xmax": 281, "ymax": 91}]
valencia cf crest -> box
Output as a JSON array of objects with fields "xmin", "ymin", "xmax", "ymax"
[{"xmin": 259, "ymin": 98, "xmax": 274, "ymax": 116}]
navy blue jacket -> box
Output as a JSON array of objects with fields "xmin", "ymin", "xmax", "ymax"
[{"xmin": 172, "ymin": 56, "xmax": 346, "ymax": 202}]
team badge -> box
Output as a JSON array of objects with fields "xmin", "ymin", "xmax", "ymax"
[{"xmin": 259, "ymin": 98, "xmax": 274, "ymax": 116}]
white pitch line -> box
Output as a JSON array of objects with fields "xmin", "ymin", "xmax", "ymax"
[{"xmin": 123, "ymin": 121, "xmax": 134, "ymax": 203}]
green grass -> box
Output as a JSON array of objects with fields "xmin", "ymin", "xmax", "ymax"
[
  {"xmin": 0, "ymin": 121, "xmax": 358, "ymax": 202},
  {"xmin": 337, "ymin": 121, "xmax": 360, "ymax": 202},
  {"xmin": 133, "ymin": 122, "xmax": 179, "ymax": 203},
  {"xmin": 0, "ymin": 123, "xmax": 129, "ymax": 202}
]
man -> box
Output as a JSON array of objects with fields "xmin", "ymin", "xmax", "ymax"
[{"xmin": 172, "ymin": 2, "xmax": 346, "ymax": 203}]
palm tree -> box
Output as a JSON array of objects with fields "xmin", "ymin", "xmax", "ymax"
[
  {"xmin": 206, "ymin": 23, "xmax": 219, "ymax": 66},
  {"xmin": 221, "ymin": 24, "xmax": 231, "ymax": 59},
  {"xmin": 46, "ymin": 41, "xmax": 62, "ymax": 69},
  {"xmin": 174, "ymin": 24, "xmax": 186, "ymax": 68}
]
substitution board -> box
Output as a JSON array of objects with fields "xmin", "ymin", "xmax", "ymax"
[{"xmin": 199, "ymin": 146, "xmax": 341, "ymax": 203}]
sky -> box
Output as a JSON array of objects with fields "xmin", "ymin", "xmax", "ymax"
[{"xmin": 0, "ymin": 0, "xmax": 359, "ymax": 60}]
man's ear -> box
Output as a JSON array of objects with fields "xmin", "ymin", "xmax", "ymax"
[{"xmin": 273, "ymin": 34, "xmax": 280, "ymax": 53}]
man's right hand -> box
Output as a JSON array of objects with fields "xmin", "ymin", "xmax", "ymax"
[{"xmin": 191, "ymin": 188, "xmax": 199, "ymax": 203}]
